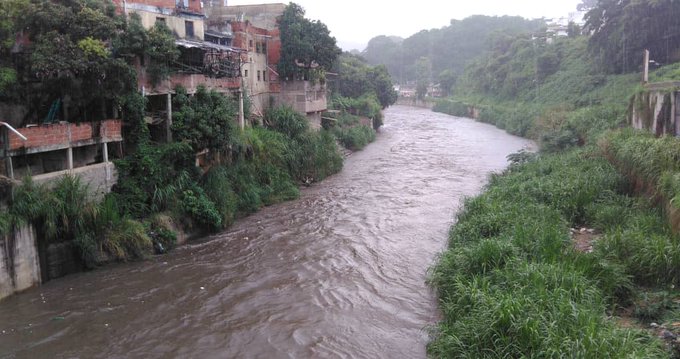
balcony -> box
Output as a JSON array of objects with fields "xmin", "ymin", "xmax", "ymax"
[{"xmin": 279, "ymin": 81, "xmax": 328, "ymax": 114}]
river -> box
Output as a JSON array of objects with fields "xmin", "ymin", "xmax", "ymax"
[{"xmin": 0, "ymin": 106, "xmax": 532, "ymax": 358}]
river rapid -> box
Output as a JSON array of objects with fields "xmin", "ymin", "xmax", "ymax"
[{"xmin": 0, "ymin": 106, "xmax": 532, "ymax": 358}]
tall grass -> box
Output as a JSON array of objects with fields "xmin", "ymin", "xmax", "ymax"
[
  {"xmin": 429, "ymin": 148, "xmax": 670, "ymax": 357},
  {"xmin": 7, "ymin": 176, "xmax": 152, "ymax": 268}
]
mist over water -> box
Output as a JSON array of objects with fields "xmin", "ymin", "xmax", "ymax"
[{"xmin": 0, "ymin": 106, "xmax": 532, "ymax": 358}]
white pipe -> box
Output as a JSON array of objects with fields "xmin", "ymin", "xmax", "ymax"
[{"xmin": 0, "ymin": 122, "xmax": 27, "ymax": 141}]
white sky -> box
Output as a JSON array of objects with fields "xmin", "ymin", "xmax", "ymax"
[{"xmin": 228, "ymin": 0, "xmax": 583, "ymax": 51}]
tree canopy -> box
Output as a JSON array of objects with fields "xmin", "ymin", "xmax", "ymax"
[
  {"xmin": 585, "ymin": 0, "xmax": 680, "ymax": 73},
  {"xmin": 277, "ymin": 2, "xmax": 341, "ymax": 80},
  {"xmin": 362, "ymin": 15, "xmax": 544, "ymax": 84},
  {"xmin": 332, "ymin": 53, "xmax": 397, "ymax": 109},
  {"xmin": 0, "ymin": 0, "xmax": 178, "ymax": 124}
]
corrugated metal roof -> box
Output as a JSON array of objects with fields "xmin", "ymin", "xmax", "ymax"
[{"xmin": 175, "ymin": 39, "xmax": 243, "ymax": 53}]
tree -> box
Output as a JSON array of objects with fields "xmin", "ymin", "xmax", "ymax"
[
  {"xmin": 332, "ymin": 53, "xmax": 397, "ymax": 108},
  {"xmin": 415, "ymin": 57, "xmax": 431, "ymax": 100},
  {"xmin": 437, "ymin": 69, "xmax": 457, "ymax": 96},
  {"xmin": 577, "ymin": 0, "xmax": 598, "ymax": 11},
  {"xmin": 277, "ymin": 3, "xmax": 341, "ymax": 80},
  {"xmin": 585, "ymin": 0, "xmax": 680, "ymax": 73},
  {"xmin": 362, "ymin": 35, "xmax": 403, "ymax": 82},
  {"xmin": 172, "ymin": 85, "xmax": 237, "ymax": 152},
  {"xmin": 362, "ymin": 16, "xmax": 543, "ymax": 84},
  {"xmin": 367, "ymin": 65, "xmax": 397, "ymax": 108},
  {"xmin": 0, "ymin": 0, "xmax": 28, "ymax": 94}
]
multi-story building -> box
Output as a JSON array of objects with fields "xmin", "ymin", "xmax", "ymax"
[{"xmin": 205, "ymin": 3, "xmax": 329, "ymax": 127}]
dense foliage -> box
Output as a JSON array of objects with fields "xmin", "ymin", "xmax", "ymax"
[
  {"xmin": 602, "ymin": 129, "xmax": 680, "ymax": 211},
  {"xmin": 0, "ymin": 0, "xmax": 177, "ymax": 124},
  {"xmin": 331, "ymin": 53, "xmax": 397, "ymax": 109},
  {"xmin": 7, "ymin": 176, "xmax": 152, "ymax": 268},
  {"xmin": 584, "ymin": 0, "xmax": 680, "ymax": 74},
  {"xmin": 362, "ymin": 15, "xmax": 543, "ymax": 85},
  {"xmin": 277, "ymin": 2, "xmax": 341, "ymax": 80},
  {"xmin": 113, "ymin": 98, "xmax": 342, "ymax": 238},
  {"xmin": 435, "ymin": 33, "xmax": 639, "ymax": 151},
  {"xmin": 419, "ymin": 3, "xmax": 680, "ymax": 357},
  {"xmin": 172, "ymin": 85, "xmax": 237, "ymax": 152}
]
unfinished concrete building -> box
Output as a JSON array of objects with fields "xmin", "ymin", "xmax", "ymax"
[{"xmin": 205, "ymin": 3, "xmax": 329, "ymax": 127}]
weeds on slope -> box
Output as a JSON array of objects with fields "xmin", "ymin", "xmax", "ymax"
[{"xmin": 428, "ymin": 148, "xmax": 674, "ymax": 358}]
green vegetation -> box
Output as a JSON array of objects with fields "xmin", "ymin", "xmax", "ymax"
[
  {"xmin": 602, "ymin": 129, "xmax": 680, "ymax": 210},
  {"xmin": 277, "ymin": 3, "xmax": 341, "ymax": 81},
  {"xmin": 429, "ymin": 149, "xmax": 678, "ymax": 357},
  {"xmin": 584, "ymin": 0, "xmax": 680, "ymax": 74},
  {"xmin": 362, "ymin": 16, "xmax": 543, "ymax": 87},
  {"xmin": 325, "ymin": 112, "xmax": 376, "ymax": 151},
  {"xmin": 0, "ymin": 0, "xmax": 178, "ymax": 123},
  {"xmin": 6, "ymin": 176, "xmax": 152, "ymax": 268},
  {"xmin": 331, "ymin": 53, "xmax": 398, "ymax": 109},
  {"xmin": 433, "ymin": 35, "xmax": 641, "ymax": 152},
  {"xmin": 2, "ymin": 87, "xmax": 343, "ymax": 268},
  {"xmin": 395, "ymin": 2, "xmax": 680, "ymax": 357}
]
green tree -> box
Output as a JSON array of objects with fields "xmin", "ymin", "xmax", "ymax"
[
  {"xmin": 437, "ymin": 69, "xmax": 458, "ymax": 96},
  {"xmin": 172, "ymin": 85, "xmax": 237, "ymax": 152},
  {"xmin": 362, "ymin": 15, "xmax": 543, "ymax": 84},
  {"xmin": 146, "ymin": 21, "xmax": 180, "ymax": 86},
  {"xmin": 415, "ymin": 57, "xmax": 432, "ymax": 100},
  {"xmin": 585, "ymin": 0, "xmax": 680, "ymax": 73},
  {"xmin": 0, "ymin": 0, "xmax": 28, "ymax": 94},
  {"xmin": 332, "ymin": 53, "xmax": 397, "ymax": 108},
  {"xmin": 367, "ymin": 65, "xmax": 398, "ymax": 108},
  {"xmin": 277, "ymin": 2, "xmax": 341, "ymax": 80},
  {"xmin": 361, "ymin": 35, "xmax": 404, "ymax": 82}
]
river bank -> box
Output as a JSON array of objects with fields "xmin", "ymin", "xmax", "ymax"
[{"xmin": 428, "ymin": 145, "xmax": 680, "ymax": 357}]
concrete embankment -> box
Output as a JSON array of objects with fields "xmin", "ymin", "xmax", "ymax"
[
  {"xmin": 395, "ymin": 97, "xmax": 435, "ymax": 109},
  {"xmin": 0, "ymin": 225, "xmax": 41, "ymax": 300}
]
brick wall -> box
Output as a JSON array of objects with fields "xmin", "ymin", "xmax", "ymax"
[
  {"xmin": 102, "ymin": 120, "xmax": 123, "ymax": 140},
  {"xmin": 5, "ymin": 120, "xmax": 123, "ymax": 151}
]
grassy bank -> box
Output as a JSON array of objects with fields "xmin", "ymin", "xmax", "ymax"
[
  {"xmin": 433, "ymin": 37, "xmax": 641, "ymax": 152},
  {"xmin": 428, "ymin": 148, "xmax": 679, "ymax": 357}
]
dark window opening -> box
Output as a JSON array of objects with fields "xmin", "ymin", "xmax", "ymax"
[
  {"xmin": 185, "ymin": 21, "xmax": 194, "ymax": 38},
  {"xmin": 244, "ymin": 69, "xmax": 248, "ymax": 77},
  {"xmin": 156, "ymin": 17, "xmax": 166, "ymax": 25},
  {"xmin": 257, "ymin": 70, "xmax": 261, "ymax": 81},
  {"xmin": 263, "ymin": 69, "xmax": 266, "ymax": 81}
]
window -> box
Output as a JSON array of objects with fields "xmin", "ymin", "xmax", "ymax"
[
  {"xmin": 156, "ymin": 17, "xmax": 166, "ymax": 25},
  {"xmin": 249, "ymin": 40, "xmax": 253, "ymax": 49},
  {"xmin": 244, "ymin": 69, "xmax": 248, "ymax": 77},
  {"xmin": 263, "ymin": 70, "xmax": 266, "ymax": 81},
  {"xmin": 256, "ymin": 42, "xmax": 261, "ymax": 53},
  {"xmin": 257, "ymin": 70, "xmax": 261, "ymax": 81},
  {"xmin": 185, "ymin": 21, "xmax": 194, "ymax": 38}
]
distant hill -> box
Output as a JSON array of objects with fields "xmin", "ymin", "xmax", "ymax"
[{"xmin": 362, "ymin": 15, "xmax": 544, "ymax": 85}]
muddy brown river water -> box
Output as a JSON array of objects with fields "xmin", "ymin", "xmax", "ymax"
[{"xmin": 0, "ymin": 106, "xmax": 532, "ymax": 358}]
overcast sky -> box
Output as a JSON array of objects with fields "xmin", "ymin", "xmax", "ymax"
[{"xmin": 229, "ymin": 0, "xmax": 583, "ymax": 51}]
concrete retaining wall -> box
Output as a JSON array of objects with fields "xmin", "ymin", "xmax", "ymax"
[
  {"xmin": 630, "ymin": 89, "xmax": 680, "ymax": 136},
  {"xmin": 0, "ymin": 225, "xmax": 41, "ymax": 301},
  {"xmin": 395, "ymin": 98, "xmax": 435, "ymax": 109},
  {"xmin": 32, "ymin": 162, "xmax": 118, "ymax": 200}
]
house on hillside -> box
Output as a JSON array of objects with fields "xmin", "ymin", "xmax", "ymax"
[
  {"xmin": 117, "ymin": 1, "xmax": 328, "ymax": 129},
  {"xmin": 205, "ymin": 3, "xmax": 329, "ymax": 127}
]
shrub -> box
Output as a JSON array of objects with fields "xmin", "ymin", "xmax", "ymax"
[{"xmin": 335, "ymin": 125, "xmax": 376, "ymax": 150}]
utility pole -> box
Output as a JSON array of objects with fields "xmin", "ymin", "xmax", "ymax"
[
  {"xmin": 238, "ymin": 87, "xmax": 245, "ymax": 130},
  {"xmin": 643, "ymin": 49, "xmax": 650, "ymax": 84}
]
